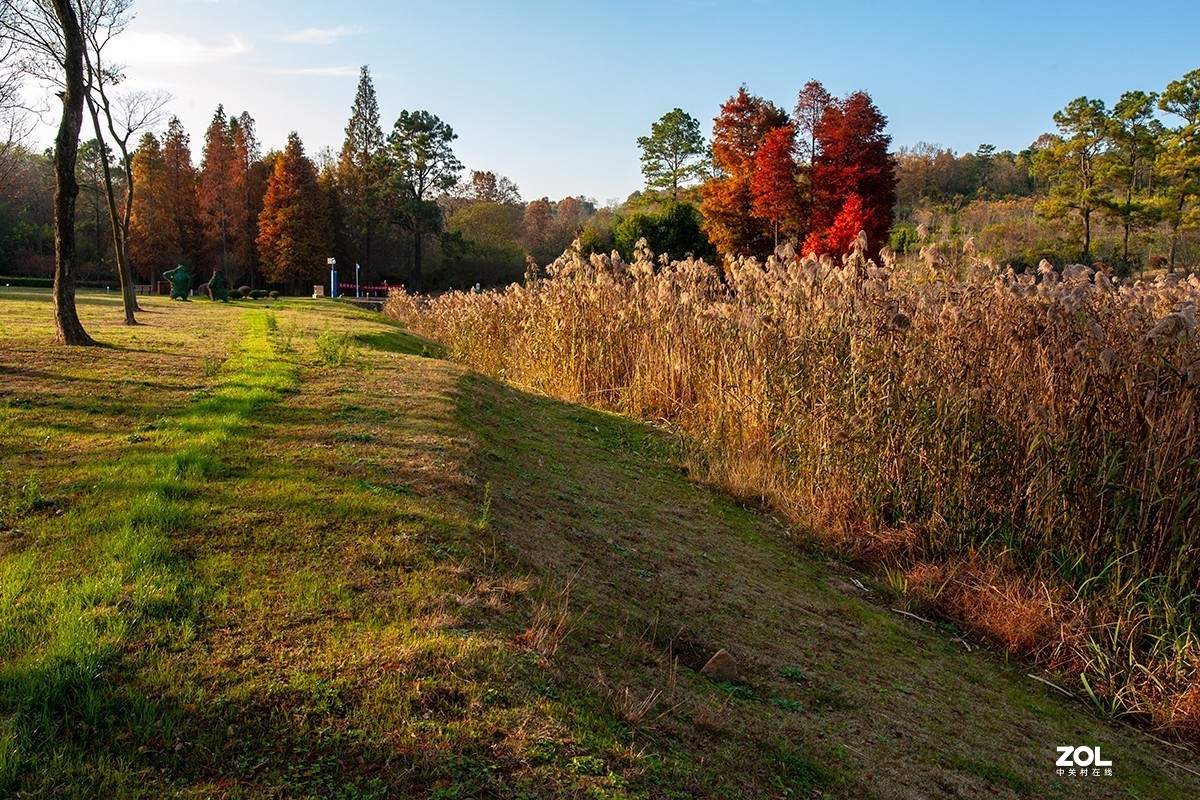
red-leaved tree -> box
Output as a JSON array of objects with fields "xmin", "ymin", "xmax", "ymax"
[
  {"xmin": 806, "ymin": 91, "xmax": 896, "ymax": 256},
  {"xmin": 802, "ymin": 193, "xmax": 868, "ymax": 256},
  {"xmin": 750, "ymin": 123, "xmax": 802, "ymax": 248}
]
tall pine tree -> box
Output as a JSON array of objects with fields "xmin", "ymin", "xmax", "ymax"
[
  {"xmin": 337, "ymin": 66, "xmax": 386, "ymax": 273},
  {"xmin": 1158, "ymin": 70, "xmax": 1200, "ymax": 270}
]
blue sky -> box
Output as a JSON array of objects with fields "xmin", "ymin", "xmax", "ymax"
[{"xmin": 65, "ymin": 0, "xmax": 1200, "ymax": 203}]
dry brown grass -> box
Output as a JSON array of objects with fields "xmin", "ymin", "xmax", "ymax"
[{"xmin": 387, "ymin": 239, "xmax": 1200, "ymax": 739}]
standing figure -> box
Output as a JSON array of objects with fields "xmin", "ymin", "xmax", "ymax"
[
  {"xmin": 207, "ymin": 269, "xmax": 229, "ymax": 302},
  {"xmin": 163, "ymin": 264, "xmax": 191, "ymax": 301}
]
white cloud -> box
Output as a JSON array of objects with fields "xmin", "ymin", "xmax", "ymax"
[
  {"xmin": 274, "ymin": 26, "xmax": 365, "ymax": 45},
  {"xmin": 112, "ymin": 31, "xmax": 252, "ymax": 66}
]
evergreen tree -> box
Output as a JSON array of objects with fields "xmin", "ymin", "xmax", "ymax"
[
  {"xmin": 385, "ymin": 109, "xmax": 462, "ymax": 289},
  {"xmin": 1101, "ymin": 91, "xmax": 1162, "ymax": 267},
  {"xmin": 337, "ymin": 66, "xmax": 386, "ymax": 271},
  {"xmin": 637, "ymin": 108, "xmax": 707, "ymax": 201},
  {"xmin": 1032, "ymin": 96, "xmax": 1108, "ymax": 261},
  {"xmin": 1158, "ymin": 70, "xmax": 1200, "ymax": 270}
]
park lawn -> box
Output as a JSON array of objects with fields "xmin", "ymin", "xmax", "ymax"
[{"xmin": 0, "ymin": 287, "xmax": 1197, "ymax": 799}]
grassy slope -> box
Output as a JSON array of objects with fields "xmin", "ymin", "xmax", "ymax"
[{"xmin": 0, "ymin": 288, "xmax": 1196, "ymax": 799}]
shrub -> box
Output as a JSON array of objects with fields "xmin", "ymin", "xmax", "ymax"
[
  {"xmin": 268, "ymin": 291, "xmax": 280, "ymax": 299},
  {"xmin": 249, "ymin": 290, "xmax": 269, "ymax": 299},
  {"xmin": 238, "ymin": 286, "xmax": 251, "ymax": 298}
]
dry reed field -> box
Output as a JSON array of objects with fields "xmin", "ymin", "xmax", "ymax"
[{"xmin": 386, "ymin": 239, "xmax": 1200, "ymax": 740}]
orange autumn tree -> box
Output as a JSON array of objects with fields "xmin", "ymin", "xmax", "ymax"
[
  {"xmin": 198, "ymin": 105, "xmax": 238, "ymax": 277},
  {"xmin": 128, "ymin": 118, "xmax": 201, "ymax": 279},
  {"xmin": 750, "ymin": 123, "xmax": 802, "ymax": 248},
  {"xmin": 256, "ymin": 132, "xmax": 331, "ymax": 286},
  {"xmin": 231, "ymin": 112, "xmax": 266, "ymax": 287},
  {"xmin": 126, "ymin": 132, "xmax": 174, "ymax": 281},
  {"xmin": 700, "ymin": 87, "xmax": 788, "ymax": 259},
  {"xmin": 161, "ymin": 116, "xmax": 202, "ymax": 271}
]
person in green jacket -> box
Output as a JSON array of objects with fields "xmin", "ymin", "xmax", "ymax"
[
  {"xmin": 164, "ymin": 264, "xmax": 191, "ymax": 301},
  {"xmin": 207, "ymin": 268, "xmax": 229, "ymax": 302}
]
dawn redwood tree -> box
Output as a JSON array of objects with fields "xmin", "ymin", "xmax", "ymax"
[
  {"xmin": 700, "ymin": 86, "xmax": 788, "ymax": 258},
  {"xmin": 637, "ymin": 108, "xmax": 708, "ymax": 201},
  {"xmin": 385, "ymin": 109, "xmax": 462, "ymax": 289},
  {"xmin": 256, "ymin": 131, "xmax": 331, "ymax": 286},
  {"xmin": 231, "ymin": 111, "xmax": 265, "ymax": 286},
  {"xmin": 198, "ymin": 105, "xmax": 239, "ymax": 276},
  {"xmin": 127, "ymin": 132, "xmax": 174, "ymax": 280},
  {"xmin": 160, "ymin": 116, "xmax": 201, "ymax": 269},
  {"xmin": 806, "ymin": 91, "xmax": 896, "ymax": 256},
  {"xmin": 794, "ymin": 79, "xmax": 832, "ymax": 208},
  {"xmin": 794, "ymin": 80, "xmax": 832, "ymax": 168},
  {"xmin": 803, "ymin": 193, "xmax": 868, "ymax": 256},
  {"xmin": 750, "ymin": 123, "xmax": 802, "ymax": 248}
]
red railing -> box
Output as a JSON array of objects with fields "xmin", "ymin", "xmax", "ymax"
[{"xmin": 337, "ymin": 283, "xmax": 393, "ymax": 295}]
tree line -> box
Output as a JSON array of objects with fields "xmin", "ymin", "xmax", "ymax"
[
  {"xmin": 887, "ymin": 70, "xmax": 1200, "ymax": 273},
  {"xmin": 0, "ymin": 63, "xmax": 618, "ymax": 295},
  {"xmin": 627, "ymin": 82, "xmax": 897, "ymax": 262},
  {"xmin": 2, "ymin": 0, "xmax": 1196, "ymax": 347}
]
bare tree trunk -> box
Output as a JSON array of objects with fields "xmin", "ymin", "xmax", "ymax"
[
  {"xmin": 51, "ymin": 0, "xmax": 94, "ymax": 346},
  {"xmin": 1169, "ymin": 193, "xmax": 1186, "ymax": 271},
  {"xmin": 412, "ymin": 232, "xmax": 423, "ymax": 292},
  {"xmin": 86, "ymin": 99, "xmax": 135, "ymax": 324}
]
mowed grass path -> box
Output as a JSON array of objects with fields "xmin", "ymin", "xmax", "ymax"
[{"xmin": 0, "ymin": 288, "xmax": 1197, "ymax": 798}]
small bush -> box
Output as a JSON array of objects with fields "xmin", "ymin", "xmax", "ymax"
[
  {"xmin": 238, "ymin": 286, "xmax": 251, "ymax": 298},
  {"xmin": 249, "ymin": 290, "xmax": 269, "ymax": 299},
  {"xmin": 268, "ymin": 291, "xmax": 279, "ymax": 299}
]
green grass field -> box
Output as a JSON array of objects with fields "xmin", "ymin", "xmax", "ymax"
[{"xmin": 0, "ymin": 288, "xmax": 1197, "ymax": 798}]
